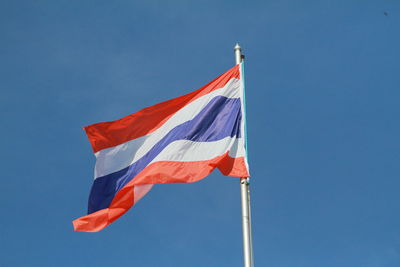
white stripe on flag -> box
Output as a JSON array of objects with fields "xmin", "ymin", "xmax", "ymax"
[{"xmin": 150, "ymin": 137, "xmax": 246, "ymax": 163}]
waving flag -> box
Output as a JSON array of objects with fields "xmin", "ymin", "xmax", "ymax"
[{"xmin": 73, "ymin": 63, "xmax": 250, "ymax": 232}]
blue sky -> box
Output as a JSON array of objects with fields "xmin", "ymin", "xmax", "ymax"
[{"xmin": 1, "ymin": 1, "xmax": 399, "ymax": 266}]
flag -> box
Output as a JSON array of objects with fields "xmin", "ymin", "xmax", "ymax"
[{"xmin": 73, "ymin": 63, "xmax": 250, "ymax": 232}]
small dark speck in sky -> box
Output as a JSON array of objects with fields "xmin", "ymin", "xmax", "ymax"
[{"xmin": 384, "ymin": 11, "xmax": 388, "ymax": 16}]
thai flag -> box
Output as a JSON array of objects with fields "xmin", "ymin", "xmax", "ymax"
[{"xmin": 73, "ymin": 64, "xmax": 250, "ymax": 232}]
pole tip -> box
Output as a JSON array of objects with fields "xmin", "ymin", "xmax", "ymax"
[{"xmin": 234, "ymin": 43, "xmax": 241, "ymax": 51}]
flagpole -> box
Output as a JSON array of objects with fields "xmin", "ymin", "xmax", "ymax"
[{"xmin": 234, "ymin": 44, "xmax": 254, "ymax": 267}]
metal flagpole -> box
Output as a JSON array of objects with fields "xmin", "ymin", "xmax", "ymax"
[{"xmin": 234, "ymin": 44, "xmax": 254, "ymax": 267}]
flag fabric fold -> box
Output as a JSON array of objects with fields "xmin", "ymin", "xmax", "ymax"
[{"xmin": 73, "ymin": 64, "xmax": 249, "ymax": 232}]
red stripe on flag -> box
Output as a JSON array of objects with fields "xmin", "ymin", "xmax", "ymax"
[
  {"xmin": 73, "ymin": 153, "xmax": 248, "ymax": 232},
  {"xmin": 84, "ymin": 65, "xmax": 240, "ymax": 153}
]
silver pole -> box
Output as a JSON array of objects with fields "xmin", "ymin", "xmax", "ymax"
[{"xmin": 234, "ymin": 44, "xmax": 254, "ymax": 267}]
